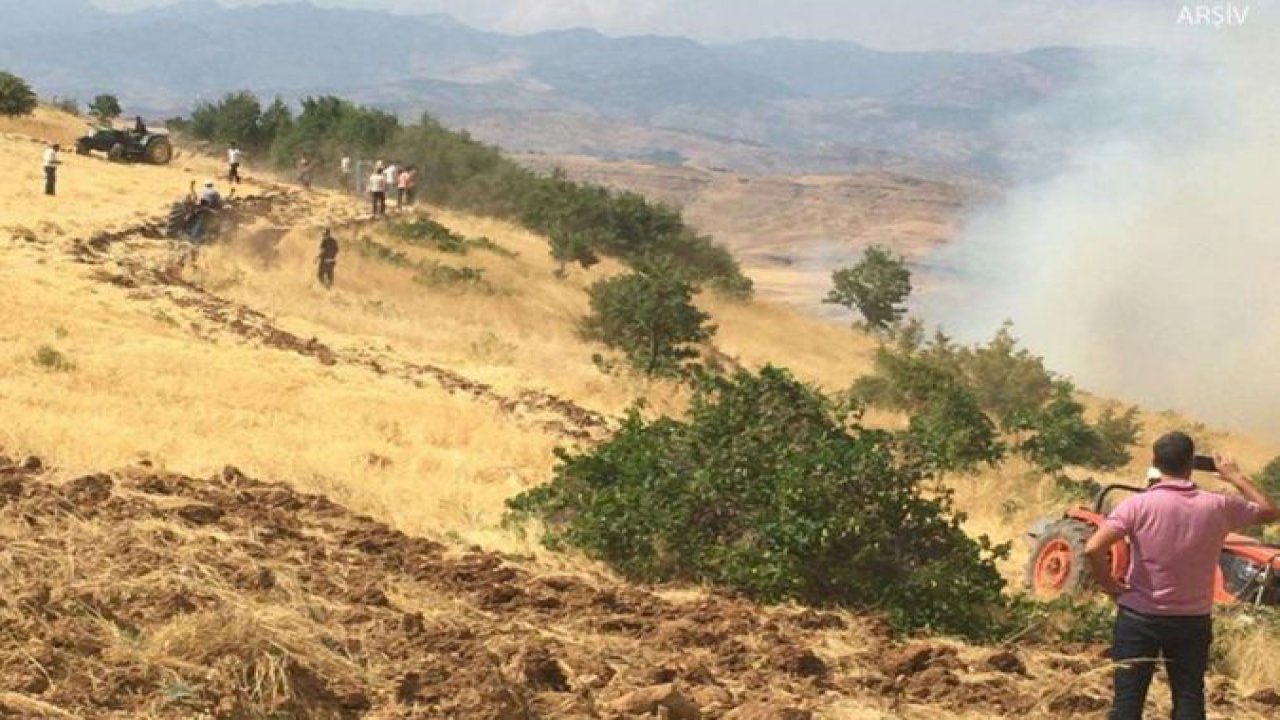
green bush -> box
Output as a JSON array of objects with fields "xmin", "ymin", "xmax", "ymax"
[
  {"xmin": 88, "ymin": 93, "xmax": 122, "ymax": 123},
  {"xmin": 0, "ymin": 71, "xmax": 37, "ymax": 117},
  {"xmin": 1010, "ymin": 382, "xmax": 1139, "ymax": 473},
  {"xmin": 581, "ymin": 265, "xmax": 714, "ymax": 376},
  {"xmin": 904, "ymin": 376, "xmax": 1005, "ymax": 473},
  {"xmin": 824, "ymin": 245, "xmax": 912, "ymax": 331},
  {"xmin": 853, "ymin": 322, "xmax": 1139, "ymax": 473},
  {"xmin": 957, "ymin": 322, "xmax": 1055, "ymax": 427},
  {"xmin": 508, "ymin": 366, "xmax": 1009, "ymax": 638},
  {"xmin": 1258, "ymin": 457, "xmax": 1280, "ymax": 498}
]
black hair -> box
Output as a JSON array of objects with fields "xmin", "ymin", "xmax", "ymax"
[{"xmin": 1152, "ymin": 431, "xmax": 1195, "ymax": 478}]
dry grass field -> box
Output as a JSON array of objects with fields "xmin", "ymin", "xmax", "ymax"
[{"xmin": 2, "ymin": 108, "xmax": 1279, "ymax": 718}]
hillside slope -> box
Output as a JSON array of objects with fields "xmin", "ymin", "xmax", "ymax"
[{"xmin": 2, "ymin": 109, "xmax": 1279, "ymax": 718}]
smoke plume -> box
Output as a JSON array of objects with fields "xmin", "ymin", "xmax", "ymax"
[{"xmin": 921, "ymin": 13, "xmax": 1280, "ymax": 439}]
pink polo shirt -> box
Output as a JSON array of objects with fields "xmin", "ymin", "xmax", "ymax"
[{"xmin": 1104, "ymin": 479, "xmax": 1260, "ymax": 616}]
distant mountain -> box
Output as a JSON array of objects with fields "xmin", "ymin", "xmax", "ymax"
[
  {"xmin": 1, "ymin": 0, "xmax": 110, "ymax": 36},
  {"xmin": 0, "ymin": 1, "xmax": 1104, "ymax": 177}
]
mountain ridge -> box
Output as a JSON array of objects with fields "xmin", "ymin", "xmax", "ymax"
[{"xmin": 0, "ymin": 1, "xmax": 1100, "ymax": 176}]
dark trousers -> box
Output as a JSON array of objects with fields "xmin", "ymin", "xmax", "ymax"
[
  {"xmin": 228, "ymin": 162, "xmax": 241, "ymax": 184},
  {"xmin": 371, "ymin": 191, "xmax": 386, "ymax": 216},
  {"xmin": 1110, "ymin": 606, "xmax": 1212, "ymax": 720},
  {"xmin": 44, "ymin": 166, "xmax": 56, "ymax": 196},
  {"xmin": 318, "ymin": 259, "xmax": 335, "ymax": 288}
]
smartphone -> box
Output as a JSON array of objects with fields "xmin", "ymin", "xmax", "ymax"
[{"xmin": 1193, "ymin": 455, "xmax": 1217, "ymax": 473}]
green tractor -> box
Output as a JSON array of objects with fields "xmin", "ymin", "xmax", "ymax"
[{"xmin": 74, "ymin": 125, "xmax": 173, "ymax": 164}]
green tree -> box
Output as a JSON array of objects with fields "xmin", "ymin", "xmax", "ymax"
[
  {"xmin": 1011, "ymin": 382, "xmax": 1138, "ymax": 473},
  {"xmin": 825, "ymin": 245, "xmax": 912, "ymax": 331},
  {"xmin": 189, "ymin": 91, "xmax": 266, "ymax": 149},
  {"xmin": 549, "ymin": 229, "xmax": 600, "ymax": 276},
  {"xmin": 1258, "ymin": 457, "xmax": 1280, "ymax": 497},
  {"xmin": 958, "ymin": 322, "xmax": 1055, "ymax": 426},
  {"xmin": 88, "ymin": 93, "xmax": 122, "ymax": 123},
  {"xmin": 0, "ymin": 71, "xmax": 38, "ymax": 117},
  {"xmin": 581, "ymin": 264, "xmax": 714, "ymax": 376},
  {"xmin": 507, "ymin": 366, "xmax": 1009, "ymax": 638}
]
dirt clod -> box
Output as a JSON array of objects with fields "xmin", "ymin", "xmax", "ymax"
[
  {"xmin": 607, "ymin": 683, "xmax": 701, "ymax": 719},
  {"xmin": 983, "ymin": 649, "xmax": 1028, "ymax": 675}
]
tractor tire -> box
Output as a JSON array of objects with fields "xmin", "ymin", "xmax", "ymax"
[
  {"xmin": 146, "ymin": 136, "xmax": 173, "ymax": 165},
  {"xmin": 107, "ymin": 143, "xmax": 126, "ymax": 162},
  {"xmin": 1026, "ymin": 519, "xmax": 1096, "ymax": 599},
  {"xmin": 75, "ymin": 140, "xmax": 91, "ymax": 156}
]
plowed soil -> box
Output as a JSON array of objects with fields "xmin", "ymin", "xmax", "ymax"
[{"xmin": 1, "ymin": 455, "xmax": 1275, "ymax": 719}]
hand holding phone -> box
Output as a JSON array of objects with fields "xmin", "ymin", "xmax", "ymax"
[{"xmin": 1193, "ymin": 455, "xmax": 1217, "ymax": 473}]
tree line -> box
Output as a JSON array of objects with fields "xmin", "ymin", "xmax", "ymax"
[{"xmin": 168, "ymin": 91, "xmax": 752, "ymax": 295}]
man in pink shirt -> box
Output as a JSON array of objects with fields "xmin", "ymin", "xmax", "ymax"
[{"xmin": 1086, "ymin": 431, "xmax": 1279, "ymax": 720}]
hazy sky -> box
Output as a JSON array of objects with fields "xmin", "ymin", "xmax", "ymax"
[{"xmin": 84, "ymin": 0, "xmax": 1246, "ymax": 51}]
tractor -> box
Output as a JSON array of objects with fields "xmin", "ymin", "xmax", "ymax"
[
  {"xmin": 75, "ymin": 125, "xmax": 173, "ymax": 164},
  {"xmin": 1027, "ymin": 483, "xmax": 1280, "ymax": 606}
]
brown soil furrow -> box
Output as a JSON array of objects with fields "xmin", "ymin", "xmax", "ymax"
[{"xmin": 0, "ymin": 454, "xmax": 1146, "ymax": 719}]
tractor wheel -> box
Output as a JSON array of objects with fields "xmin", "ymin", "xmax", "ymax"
[
  {"xmin": 107, "ymin": 143, "xmax": 126, "ymax": 162},
  {"xmin": 1026, "ymin": 519, "xmax": 1096, "ymax": 599},
  {"xmin": 75, "ymin": 140, "xmax": 91, "ymax": 156},
  {"xmin": 146, "ymin": 137, "xmax": 173, "ymax": 165}
]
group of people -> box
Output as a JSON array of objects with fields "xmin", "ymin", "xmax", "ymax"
[{"xmin": 365, "ymin": 160, "xmax": 417, "ymax": 217}]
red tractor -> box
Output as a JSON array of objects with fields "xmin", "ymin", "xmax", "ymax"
[{"xmin": 1027, "ymin": 484, "xmax": 1280, "ymax": 606}]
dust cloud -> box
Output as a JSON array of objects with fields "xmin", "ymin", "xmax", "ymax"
[{"xmin": 921, "ymin": 17, "xmax": 1280, "ymax": 440}]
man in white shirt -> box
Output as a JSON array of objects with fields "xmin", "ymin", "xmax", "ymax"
[
  {"xmin": 339, "ymin": 155, "xmax": 352, "ymax": 192},
  {"xmin": 368, "ymin": 169, "xmax": 388, "ymax": 217},
  {"xmin": 227, "ymin": 143, "xmax": 243, "ymax": 184},
  {"xmin": 383, "ymin": 162, "xmax": 398, "ymax": 200},
  {"xmin": 43, "ymin": 142, "xmax": 61, "ymax": 196}
]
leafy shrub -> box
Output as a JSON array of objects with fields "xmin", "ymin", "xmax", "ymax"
[
  {"xmin": 580, "ymin": 265, "xmax": 714, "ymax": 376},
  {"xmin": 957, "ymin": 322, "xmax": 1055, "ymax": 426},
  {"xmin": 357, "ymin": 237, "xmax": 489, "ymax": 290},
  {"xmin": 824, "ymin": 245, "xmax": 912, "ymax": 331},
  {"xmin": 88, "ymin": 93, "xmax": 122, "ymax": 122},
  {"xmin": 507, "ymin": 366, "xmax": 1009, "ymax": 638},
  {"xmin": 1010, "ymin": 382, "xmax": 1139, "ymax": 473},
  {"xmin": 0, "ymin": 71, "xmax": 38, "ymax": 117},
  {"xmin": 1259, "ymin": 457, "xmax": 1280, "ymax": 498},
  {"xmin": 904, "ymin": 376, "xmax": 1005, "ymax": 473},
  {"xmin": 854, "ymin": 322, "xmax": 1139, "ymax": 473},
  {"xmin": 386, "ymin": 217, "xmax": 514, "ymax": 257}
]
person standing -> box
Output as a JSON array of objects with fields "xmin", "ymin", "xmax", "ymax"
[
  {"xmin": 43, "ymin": 142, "xmax": 61, "ymax": 196},
  {"xmin": 227, "ymin": 142, "xmax": 243, "ymax": 184},
  {"xmin": 396, "ymin": 166, "xmax": 411, "ymax": 210},
  {"xmin": 403, "ymin": 166, "xmax": 418, "ymax": 206},
  {"xmin": 317, "ymin": 228, "xmax": 339, "ymax": 288},
  {"xmin": 368, "ymin": 166, "xmax": 388, "ymax": 217},
  {"xmin": 383, "ymin": 161, "xmax": 398, "ymax": 208},
  {"xmin": 339, "ymin": 154, "xmax": 352, "ymax": 192},
  {"xmin": 297, "ymin": 154, "xmax": 314, "ymax": 189},
  {"xmin": 1086, "ymin": 431, "xmax": 1280, "ymax": 720}
]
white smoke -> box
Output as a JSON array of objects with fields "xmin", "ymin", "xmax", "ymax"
[{"xmin": 921, "ymin": 13, "xmax": 1280, "ymax": 438}]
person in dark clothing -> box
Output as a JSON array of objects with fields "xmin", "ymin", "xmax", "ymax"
[
  {"xmin": 317, "ymin": 228, "xmax": 339, "ymax": 288},
  {"xmin": 134, "ymin": 116, "xmax": 147, "ymax": 135}
]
